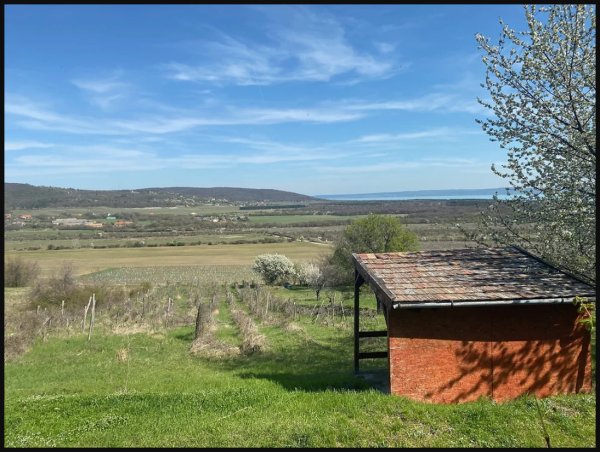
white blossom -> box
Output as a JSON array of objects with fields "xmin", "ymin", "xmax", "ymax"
[{"xmin": 471, "ymin": 5, "xmax": 595, "ymax": 281}]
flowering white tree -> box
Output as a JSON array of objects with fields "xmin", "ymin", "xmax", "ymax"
[
  {"xmin": 297, "ymin": 261, "xmax": 326, "ymax": 301},
  {"xmin": 252, "ymin": 254, "xmax": 296, "ymax": 285},
  {"xmin": 471, "ymin": 4, "xmax": 595, "ymax": 282}
]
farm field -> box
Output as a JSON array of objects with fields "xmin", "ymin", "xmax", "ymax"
[
  {"xmin": 247, "ymin": 214, "xmax": 365, "ymax": 225},
  {"xmin": 4, "ymin": 242, "xmax": 329, "ymax": 278},
  {"xmin": 4, "ymin": 221, "xmax": 477, "ymax": 253},
  {"xmin": 3, "ymin": 231, "xmax": 281, "ymax": 252}
]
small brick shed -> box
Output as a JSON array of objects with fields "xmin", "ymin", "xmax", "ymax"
[{"xmin": 352, "ymin": 246, "xmax": 595, "ymax": 403}]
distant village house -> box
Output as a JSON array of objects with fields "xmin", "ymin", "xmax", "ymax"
[{"xmin": 52, "ymin": 218, "xmax": 104, "ymax": 228}]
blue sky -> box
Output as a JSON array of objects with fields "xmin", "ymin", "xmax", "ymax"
[{"xmin": 5, "ymin": 4, "xmax": 527, "ymax": 196}]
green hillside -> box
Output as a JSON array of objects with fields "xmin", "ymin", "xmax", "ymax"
[{"xmin": 4, "ymin": 183, "xmax": 316, "ymax": 209}]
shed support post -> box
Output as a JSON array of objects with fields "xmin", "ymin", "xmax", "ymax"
[
  {"xmin": 376, "ymin": 295, "xmax": 383, "ymax": 314},
  {"xmin": 354, "ymin": 269, "xmax": 364, "ymax": 374}
]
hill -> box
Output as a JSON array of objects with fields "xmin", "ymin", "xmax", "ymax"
[{"xmin": 4, "ymin": 183, "xmax": 316, "ymax": 209}]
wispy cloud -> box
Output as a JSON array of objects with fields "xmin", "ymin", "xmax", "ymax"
[
  {"xmin": 355, "ymin": 127, "xmax": 478, "ymax": 143},
  {"xmin": 7, "ymin": 88, "xmax": 482, "ymax": 140},
  {"xmin": 319, "ymin": 161, "xmax": 421, "ymax": 174},
  {"xmin": 6, "ymin": 138, "xmax": 344, "ymax": 179},
  {"xmin": 6, "ymin": 94, "xmax": 365, "ymax": 136},
  {"xmin": 4, "ymin": 140, "xmax": 54, "ymax": 151},
  {"xmin": 71, "ymin": 72, "xmax": 130, "ymax": 109},
  {"xmin": 375, "ymin": 42, "xmax": 396, "ymax": 54},
  {"xmin": 163, "ymin": 7, "xmax": 402, "ymax": 85},
  {"xmin": 319, "ymin": 157, "xmax": 484, "ymax": 174},
  {"xmin": 6, "ymin": 95, "xmax": 114, "ymax": 135},
  {"xmin": 346, "ymin": 92, "xmax": 485, "ymax": 115}
]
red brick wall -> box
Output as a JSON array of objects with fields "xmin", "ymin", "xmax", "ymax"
[{"xmin": 387, "ymin": 304, "xmax": 592, "ymax": 403}]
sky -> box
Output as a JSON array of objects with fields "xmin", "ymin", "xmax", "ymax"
[{"xmin": 5, "ymin": 4, "xmax": 528, "ymax": 196}]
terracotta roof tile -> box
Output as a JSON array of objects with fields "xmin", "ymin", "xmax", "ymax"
[{"xmin": 353, "ymin": 247, "xmax": 595, "ymax": 306}]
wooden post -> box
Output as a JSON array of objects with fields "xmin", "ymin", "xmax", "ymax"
[
  {"xmin": 331, "ymin": 292, "xmax": 336, "ymax": 323},
  {"xmin": 265, "ymin": 292, "xmax": 270, "ymax": 317},
  {"xmin": 194, "ymin": 300, "xmax": 202, "ymax": 340},
  {"xmin": 88, "ymin": 293, "xmax": 96, "ymax": 340},
  {"xmin": 83, "ymin": 296, "xmax": 92, "ymax": 333},
  {"xmin": 354, "ymin": 269, "xmax": 364, "ymax": 374},
  {"xmin": 61, "ymin": 300, "xmax": 65, "ymax": 317}
]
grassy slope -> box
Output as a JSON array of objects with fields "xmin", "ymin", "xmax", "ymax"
[{"xmin": 4, "ymin": 290, "xmax": 596, "ymax": 448}]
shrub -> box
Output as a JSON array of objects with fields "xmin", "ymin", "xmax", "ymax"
[
  {"xmin": 28, "ymin": 262, "xmax": 126, "ymax": 312},
  {"xmin": 4, "ymin": 257, "xmax": 40, "ymax": 287},
  {"xmin": 252, "ymin": 254, "xmax": 296, "ymax": 285}
]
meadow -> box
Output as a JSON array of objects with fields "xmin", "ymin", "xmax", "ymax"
[{"xmin": 4, "ymin": 200, "xmax": 595, "ymax": 447}]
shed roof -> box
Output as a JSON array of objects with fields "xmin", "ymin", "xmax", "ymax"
[{"xmin": 352, "ymin": 247, "xmax": 596, "ymax": 308}]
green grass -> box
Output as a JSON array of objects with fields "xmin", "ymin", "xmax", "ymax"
[
  {"xmin": 80, "ymin": 265, "xmax": 257, "ymax": 286},
  {"xmin": 5, "ymin": 292, "xmax": 596, "ymax": 447}
]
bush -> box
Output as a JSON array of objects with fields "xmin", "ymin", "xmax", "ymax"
[
  {"xmin": 4, "ymin": 257, "xmax": 40, "ymax": 287},
  {"xmin": 28, "ymin": 262, "xmax": 125, "ymax": 312},
  {"xmin": 252, "ymin": 254, "xmax": 296, "ymax": 285},
  {"xmin": 30, "ymin": 277, "xmax": 127, "ymax": 312}
]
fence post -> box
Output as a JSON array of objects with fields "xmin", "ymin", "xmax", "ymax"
[
  {"xmin": 88, "ymin": 293, "xmax": 96, "ymax": 340},
  {"xmin": 83, "ymin": 296, "xmax": 92, "ymax": 333},
  {"xmin": 194, "ymin": 298, "xmax": 202, "ymax": 340}
]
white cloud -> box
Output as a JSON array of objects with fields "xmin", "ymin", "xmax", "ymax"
[
  {"xmin": 375, "ymin": 42, "xmax": 396, "ymax": 54},
  {"xmin": 163, "ymin": 7, "xmax": 401, "ymax": 85},
  {"xmin": 4, "ymin": 140, "xmax": 54, "ymax": 151},
  {"xmin": 6, "ymin": 138, "xmax": 345, "ymax": 179},
  {"xmin": 7, "ymin": 94, "xmax": 366, "ymax": 136},
  {"xmin": 319, "ymin": 157, "xmax": 484, "ymax": 174},
  {"xmin": 5, "ymin": 94, "xmax": 126, "ymax": 135},
  {"xmin": 71, "ymin": 72, "xmax": 130, "ymax": 109},
  {"xmin": 7, "ymin": 87, "xmax": 483, "ymax": 141},
  {"xmin": 319, "ymin": 161, "xmax": 422, "ymax": 174},
  {"xmin": 346, "ymin": 92, "xmax": 485, "ymax": 115},
  {"xmin": 354, "ymin": 127, "xmax": 483, "ymax": 145}
]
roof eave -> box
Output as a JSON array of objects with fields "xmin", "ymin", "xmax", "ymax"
[{"xmin": 392, "ymin": 295, "xmax": 597, "ymax": 309}]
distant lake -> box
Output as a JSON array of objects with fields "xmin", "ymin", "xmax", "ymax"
[
  {"xmin": 315, "ymin": 188, "xmax": 512, "ymax": 201},
  {"xmin": 317, "ymin": 194, "xmax": 511, "ymax": 201}
]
